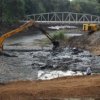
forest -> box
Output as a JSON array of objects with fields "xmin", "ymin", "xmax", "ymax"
[{"xmin": 0, "ymin": 0, "xmax": 100, "ymax": 24}]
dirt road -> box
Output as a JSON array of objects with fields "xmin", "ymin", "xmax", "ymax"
[{"xmin": 0, "ymin": 75, "xmax": 100, "ymax": 100}]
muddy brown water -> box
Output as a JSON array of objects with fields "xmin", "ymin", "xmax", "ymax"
[{"xmin": 0, "ymin": 33, "xmax": 100, "ymax": 83}]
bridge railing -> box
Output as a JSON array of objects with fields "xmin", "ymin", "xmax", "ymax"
[{"xmin": 25, "ymin": 12, "xmax": 100, "ymax": 24}]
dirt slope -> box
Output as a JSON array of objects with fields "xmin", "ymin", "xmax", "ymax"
[
  {"xmin": 0, "ymin": 75, "xmax": 100, "ymax": 100},
  {"xmin": 68, "ymin": 31, "xmax": 100, "ymax": 55}
]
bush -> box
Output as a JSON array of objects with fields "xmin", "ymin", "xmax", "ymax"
[{"xmin": 52, "ymin": 30, "xmax": 66, "ymax": 41}]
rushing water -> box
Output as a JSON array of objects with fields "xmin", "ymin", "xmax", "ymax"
[{"xmin": 0, "ymin": 32, "xmax": 100, "ymax": 82}]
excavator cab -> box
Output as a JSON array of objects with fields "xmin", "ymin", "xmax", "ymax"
[{"xmin": 83, "ymin": 24, "xmax": 98, "ymax": 35}]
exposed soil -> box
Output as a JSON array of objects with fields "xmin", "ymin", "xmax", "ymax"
[
  {"xmin": 0, "ymin": 75, "xmax": 100, "ymax": 100},
  {"xmin": 68, "ymin": 31, "xmax": 100, "ymax": 55}
]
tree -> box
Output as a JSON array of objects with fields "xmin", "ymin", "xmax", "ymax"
[
  {"xmin": 2, "ymin": 0, "xmax": 25, "ymax": 24},
  {"xmin": 70, "ymin": 1, "xmax": 81, "ymax": 13},
  {"xmin": 97, "ymin": 0, "xmax": 100, "ymax": 3},
  {"xmin": 25, "ymin": 0, "xmax": 45, "ymax": 14},
  {"xmin": 0, "ymin": 0, "xmax": 100, "ymax": 25},
  {"xmin": 0, "ymin": 0, "xmax": 2, "ymax": 23}
]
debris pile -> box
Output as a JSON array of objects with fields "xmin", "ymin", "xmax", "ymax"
[{"xmin": 68, "ymin": 31, "xmax": 100, "ymax": 55}]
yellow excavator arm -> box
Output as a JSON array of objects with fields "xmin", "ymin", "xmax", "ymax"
[
  {"xmin": 0, "ymin": 20, "xmax": 59, "ymax": 51},
  {"xmin": 0, "ymin": 20, "xmax": 34, "ymax": 50}
]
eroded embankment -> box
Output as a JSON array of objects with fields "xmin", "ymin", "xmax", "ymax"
[
  {"xmin": 68, "ymin": 31, "xmax": 100, "ymax": 55},
  {"xmin": 0, "ymin": 75, "xmax": 100, "ymax": 100}
]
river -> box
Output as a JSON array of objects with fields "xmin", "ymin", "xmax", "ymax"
[{"xmin": 0, "ymin": 30, "xmax": 100, "ymax": 82}]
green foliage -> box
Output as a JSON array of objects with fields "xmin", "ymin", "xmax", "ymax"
[
  {"xmin": 0, "ymin": 0, "xmax": 100, "ymax": 25},
  {"xmin": 70, "ymin": 0, "xmax": 100, "ymax": 15},
  {"xmin": 2, "ymin": 0, "xmax": 25, "ymax": 24},
  {"xmin": 0, "ymin": 0, "xmax": 2, "ymax": 23},
  {"xmin": 42, "ymin": 0, "xmax": 70, "ymax": 12},
  {"xmin": 97, "ymin": 0, "xmax": 100, "ymax": 3},
  {"xmin": 24, "ymin": 0, "xmax": 45, "ymax": 14},
  {"xmin": 52, "ymin": 30, "xmax": 66, "ymax": 41}
]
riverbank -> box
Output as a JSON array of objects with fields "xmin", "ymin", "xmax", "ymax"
[
  {"xmin": 68, "ymin": 31, "xmax": 100, "ymax": 56},
  {"xmin": 0, "ymin": 75, "xmax": 100, "ymax": 100}
]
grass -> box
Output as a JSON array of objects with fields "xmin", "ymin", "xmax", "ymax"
[
  {"xmin": 52, "ymin": 31, "xmax": 65, "ymax": 41},
  {"xmin": 33, "ymin": 30, "xmax": 69, "ymax": 47},
  {"xmin": 51, "ymin": 30, "xmax": 69, "ymax": 47}
]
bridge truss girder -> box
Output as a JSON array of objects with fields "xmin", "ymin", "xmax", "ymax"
[{"xmin": 26, "ymin": 12, "xmax": 100, "ymax": 24}]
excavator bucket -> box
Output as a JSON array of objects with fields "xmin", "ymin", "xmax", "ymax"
[
  {"xmin": 34, "ymin": 25, "xmax": 60, "ymax": 50},
  {"xmin": 52, "ymin": 40, "xmax": 59, "ymax": 50}
]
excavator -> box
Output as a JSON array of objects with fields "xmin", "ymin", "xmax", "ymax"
[
  {"xmin": 0, "ymin": 20, "xmax": 59, "ymax": 52},
  {"xmin": 83, "ymin": 23, "xmax": 100, "ymax": 35}
]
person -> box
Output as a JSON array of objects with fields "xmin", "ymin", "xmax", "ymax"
[{"xmin": 86, "ymin": 67, "xmax": 92, "ymax": 75}]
